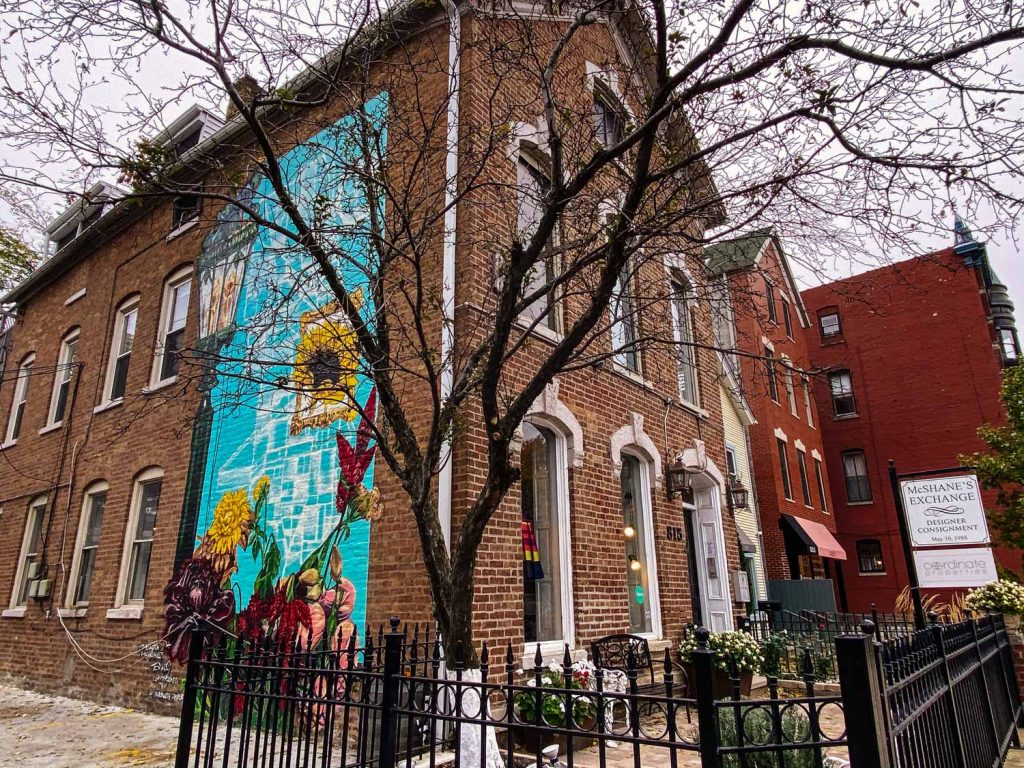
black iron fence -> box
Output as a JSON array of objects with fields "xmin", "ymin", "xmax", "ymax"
[
  {"xmin": 173, "ymin": 614, "xmax": 1019, "ymax": 768},
  {"xmin": 746, "ymin": 608, "xmax": 916, "ymax": 681}
]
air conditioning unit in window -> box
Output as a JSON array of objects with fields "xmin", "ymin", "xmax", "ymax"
[
  {"xmin": 25, "ymin": 562, "xmax": 40, "ymax": 580},
  {"xmin": 34, "ymin": 579, "xmax": 52, "ymax": 599}
]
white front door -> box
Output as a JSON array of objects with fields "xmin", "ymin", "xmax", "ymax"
[{"xmin": 693, "ymin": 485, "xmax": 733, "ymax": 631}]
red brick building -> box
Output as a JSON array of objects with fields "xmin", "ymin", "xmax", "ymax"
[
  {"xmin": 802, "ymin": 231, "xmax": 1021, "ymax": 612},
  {"xmin": 708, "ymin": 231, "xmax": 845, "ymax": 609},
  {"xmin": 0, "ymin": 2, "xmax": 747, "ymax": 709}
]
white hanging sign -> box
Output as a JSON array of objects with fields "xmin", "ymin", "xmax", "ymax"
[
  {"xmin": 914, "ymin": 547, "xmax": 998, "ymax": 588},
  {"xmin": 900, "ymin": 474, "xmax": 990, "ymax": 547}
]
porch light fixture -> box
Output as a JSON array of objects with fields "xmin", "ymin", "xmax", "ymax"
[
  {"xmin": 665, "ymin": 456, "xmax": 691, "ymax": 500},
  {"xmin": 623, "ymin": 524, "xmax": 636, "ymax": 539},
  {"xmin": 628, "ymin": 555, "xmax": 642, "ymax": 572},
  {"xmin": 727, "ymin": 482, "xmax": 750, "ymax": 510}
]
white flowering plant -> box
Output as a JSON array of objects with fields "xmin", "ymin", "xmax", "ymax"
[
  {"xmin": 966, "ymin": 580, "xmax": 1024, "ymax": 615},
  {"xmin": 679, "ymin": 627, "xmax": 763, "ymax": 675},
  {"xmin": 514, "ymin": 659, "xmax": 597, "ymax": 728}
]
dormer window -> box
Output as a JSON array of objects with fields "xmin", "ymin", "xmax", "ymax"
[
  {"xmin": 45, "ymin": 182, "xmax": 124, "ymax": 257},
  {"xmin": 175, "ymin": 126, "xmax": 202, "ymax": 155}
]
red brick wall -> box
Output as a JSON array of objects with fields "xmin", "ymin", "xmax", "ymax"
[
  {"xmin": 802, "ymin": 249, "xmax": 1018, "ymax": 612},
  {"xmin": 727, "ymin": 241, "xmax": 838, "ymax": 583}
]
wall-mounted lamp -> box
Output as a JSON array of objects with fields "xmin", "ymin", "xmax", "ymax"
[
  {"xmin": 628, "ymin": 555, "xmax": 642, "ymax": 572},
  {"xmin": 727, "ymin": 482, "xmax": 750, "ymax": 510},
  {"xmin": 623, "ymin": 524, "xmax": 636, "ymax": 539},
  {"xmin": 666, "ymin": 456, "xmax": 692, "ymax": 501}
]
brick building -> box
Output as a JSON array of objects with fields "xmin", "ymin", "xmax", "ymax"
[
  {"xmin": 802, "ymin": 229, "xmax": 1021, "ymax": 612},
  {"xmin": 707, "ymin": 231, "xmax": 845, "ymax": 610},
  {"xmin": 0, "ymin": 1, "xmax": 748, "ymax": 709}
]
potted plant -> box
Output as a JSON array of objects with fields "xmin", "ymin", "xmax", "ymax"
[
  {"xmin": 513, "ymin": 660, "xmax": 598, "ymax": 753},
  {"xmin": 965, "ymin": 579, "xmax": 1024, "ymax": 630},
  {"xmin": 679, "ymin": 627, "xmax": 762, "ymax": 697}
]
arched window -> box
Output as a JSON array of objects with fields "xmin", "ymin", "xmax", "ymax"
[
  {"xmin": 68, "ymin": 481, "xmax": 109, "ymax": 608},
  {"xmin": 47, "ymin": 328, "xmax": 80, "ymax": 427},
  {"xmin": 9, "ymin": 495, "xmax": 47, "ymax": 611},
  {"xmin": 4, "ymin": 352, "xmax": 35, "ymax": 444},
  {"xmin": 856, "ymin": 539, "xmax": 885, "ymax": 574},
  {"xmin": 105, "ymin": 295, "xmax": 139, "ymax": 403},
  {"xmin": 619, "ymin": 452, "xmax": 661, "ymax": 636},
  {"xmin": 521, "ymin": 421, "xmax": 572, "ymax": 648},
  {"xmin": 152, "ymin": 265, "xmax": 193, "ymax": 386},
  {"xmin": 114, "ymin": 467, "xmax": 164, "ymax": 610}
]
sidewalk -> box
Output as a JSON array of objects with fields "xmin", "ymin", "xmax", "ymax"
[{"xmin": 0, "ymin": 683, "xmax": 177, "ymax": 767}]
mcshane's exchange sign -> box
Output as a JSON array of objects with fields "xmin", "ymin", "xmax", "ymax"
[{"xmin": 900, "ymin": 474, "xmax": 990, "ymax": 547}]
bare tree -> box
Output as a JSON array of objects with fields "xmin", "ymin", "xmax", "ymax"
[{"xmin": 0, "ymin": 0, "xmax": 1022, "ymax": 663}]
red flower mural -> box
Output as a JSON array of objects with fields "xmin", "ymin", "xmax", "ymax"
[
  {"xmin": 336, "ymin": 388, "xmax": 376, "ymax": 512},
  {"xmin": 163, "ymin": 557, "xmax": 235, "ymax": 664}
]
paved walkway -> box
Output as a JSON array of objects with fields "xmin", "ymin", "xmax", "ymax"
[{"xmin": 1, "ymin": 681, "xmax": 1022, "ymax": 767}]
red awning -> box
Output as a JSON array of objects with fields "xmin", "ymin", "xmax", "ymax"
[{"xmin": 781, "ymin": 515, "xmax": 848, "ymax": 560}]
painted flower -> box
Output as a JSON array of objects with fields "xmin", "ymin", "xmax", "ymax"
[
  {"xmin": 252, "ymin": 475, "xmax": 271, "ymax": 504},
  {"xmin": 336, "ymin": 389, "xmax": 377, "ymax": 512},
  {"xmin": 163, "ymin": 557, "xmax": 235, "ymax": 664},
  {"xmin": 351, "ymin": 485, "xmax": 384, "ymax": 521},
  {"xmin": 206, "ymin": 489, "xmax": 254, "ymax": 554}
]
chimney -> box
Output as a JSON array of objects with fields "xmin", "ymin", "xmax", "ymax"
[{"xmin": 225, "ymin": 74, "xmax": 261, "ymax": 120}]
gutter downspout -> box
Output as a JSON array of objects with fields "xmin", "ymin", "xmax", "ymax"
[{"xmin": 438, "ymin": 0, "xmax": 461, "ymax": 552}]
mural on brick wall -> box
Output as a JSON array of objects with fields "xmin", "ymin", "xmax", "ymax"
[{"xmin": 163, "ymin": 94, "xmax": 388, "ymax": 663}]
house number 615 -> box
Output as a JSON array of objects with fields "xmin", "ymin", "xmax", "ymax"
[{"xmin": 666, "ymin": 526, "xmax": 685, "ymax": 542}]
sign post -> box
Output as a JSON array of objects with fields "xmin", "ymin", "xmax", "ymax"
[
  {"xmin": 890, "ymin": 460, "xmax": 996, "ymax": 631},
  {"xmin": 889, "ymin": 460, "xmax": 926, "ymax": 630}
]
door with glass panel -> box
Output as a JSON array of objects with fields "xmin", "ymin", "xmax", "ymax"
[{"xmin": 693, "ymin": 485, "xmax": 733, "ymax": 631}]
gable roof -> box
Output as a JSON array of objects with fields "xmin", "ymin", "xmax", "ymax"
[{"xmin": 704, "ymin": 229, "xmax": 773, "ymax": 275}]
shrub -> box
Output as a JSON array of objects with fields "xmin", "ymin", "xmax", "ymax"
[
  {"xmin": 718, "ymin": 707, "xmax": 819, "ymax": 768},
  {"xmin": 679, "ymin": 628, "xmax": 763, "ymax": 674}
]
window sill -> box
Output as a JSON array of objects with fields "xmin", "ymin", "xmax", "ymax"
[
  {"xmin": 106, "ymin": 605, "xmax": 144, "ymax": 620},
  {"xmin": 858, "ymin": 572, "xmax": 888, "ymax": 577},
  {"xmin": 58, "ymin": 607, "xmax": 88, "ymax": 619},
  {"xmin": 166, "ymin": 218, "xmax": 199, "ymax": 242},
  {"xmin": 38, "ymin": 422, "xmax": 63, "ymax": 436},
  {"xmin": 93, "ymin": 399, "xmax": 123, "ymax": 415},
  {"xmin": 143, "ymin": 376, "xmax": 179, "ymax": 395},
  {"xmin": 2, "ymin": 607, "xmax": 26, "ymax": 619},
  {"xmin": 677, "ymin": 399, "xmax": 710, "ymax": 419},
  {"xmin": 847, "ymin": 500, "xmax": 874, "ymax": 506},
  {"xmin": 520, "ymin": 643, "xmax": 586, "ymax": 669},
  {"xmin": 833, "ymin": 413, "xmax": 859, "ymax": 421},
  {"xmin": 0, "ymin": 439, "xmax": 16, "ymax": 451},
  {"xmin": 514, "ymin": 317, "xmax": 562, "ymax": 344}
]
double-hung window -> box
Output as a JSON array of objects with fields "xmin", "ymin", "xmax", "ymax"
[
  {"xmin": 5, "ymin": 354, "xmax": 34, "ymax": 444},
  {"xmin": 784, "ymin": 362, "xmax": 798, "ymax": 416},
  {"xmin": 593, "ymin": 86, "xmax": 626, "ymax": 148},
  {"xmin": 611, "ymin": 261, "xmax": 639, "ymax": 372},
  {"xmin": 814, "ymin": 457, "xmax": 828, "ymax": 513},
  {"xmin": 106, "ymin": 299, "xmax": 138, "ymax": 402},
  {"xmin": 856, "ymin": 540, "xmax": 885, "ymax": 574},
  {"xmin": 516, "ymin": 159, "xmax": 560, "ymax": 333},
  {"xmin": 819, "ymin": 309, "xmax": 842, "ymax": 340},
  {"xmin": 670, "ymin": 279, "xmax": 699, "ymax": 405},
  {"xmin": 796, "ymin": 449, "xmax": 812, "ymax": 506},
  {"xmin": 620, "ymin": 453, "xmax": 659, "ymax": 636},
  {"xmin": 117, "ymin": 469, "xmax": 163, "ymax": 606},
  {"xmin": 842, "ymin": 450, "xmax": 872, "ymax": 503},
  {"xmin": 70, "ymin": 483, "xmax": 107, "ymax": 607},
  {"xmin": 803, "ymin": 378, "xmax": 815, "ymax": 428},
  {"xmin": 11, "ymin": 496, "xmax": 46, "ymax": 609},
  {"xmin": 781, "ymin": 297, "xmax": 793, "ymax": 337},
  {"xmin": 48, "ymin": 330, "xmax": 79, "ymax": 427},
  {"xmin": 765, "ymin": 282, "xmax": 777, "ymax": 323},
  {"xmin": 829, "ymin": 370, "xmax": 857, "ymax": 417},
  {"xmin": 152, "ymin": 268, "xmax": 192, "ymax": 385},
  {"xmin": 764, "ymin": 346, "xmax": 779, "ymax": 402},
  {"xmin": 777, "ymin": 438, "xmax": 793, "ymax": 500}
]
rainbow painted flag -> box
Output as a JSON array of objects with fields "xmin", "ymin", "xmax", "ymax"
[{"xmin": 522, "ymin": 520, "xmax": 544, "ymax": 580}]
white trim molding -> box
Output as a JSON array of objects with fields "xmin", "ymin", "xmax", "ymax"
[
  {"xmin": 794, "ymin": 438, "xmax": 806, "ymax": 452},
  {"xmin": 811, "ymin": 448, "xmax": 823, "ymax": 461},
  {"xmin": 517, "ymin": 379, "xmax": 585, "ymax": 468},
  {"xmin": 773, "ymin": 427, "xmax": 788, "ymax": 442},
  {"xmin": 609, "ymin": 412, "xmax": 662, "ymax": 488}
]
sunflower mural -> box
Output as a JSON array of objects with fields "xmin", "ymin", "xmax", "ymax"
[{"xmin": 163, "ymin": 93, "xmax": 388, "ymax": 662}]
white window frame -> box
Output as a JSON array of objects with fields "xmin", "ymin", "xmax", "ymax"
[
  {"xmin": 104, "ymin": 297, "xmax": 139, "ymax": 404},
  {"xmin": 113, "ymin": 467, "xmax": 164, "ymax": 610},
  {"xmin": 46, "ymin": 329, "xmax": 80, "ymax": 428},
  {"xmin": 521, "ymin": 419, "xmax": 575, "ymax": 658},
  {"xmin": 670, "ymin": 278, "xmax": 700, "ymax": 408},
  {"xmin": 4, "ymin": 353, "xmax": 35, "ymax": 446},
  {"xmin": 514, "ymin": 154, "xmax": 562, "ymax": 339},
  {"xmin": 782, "ymin": 357, "xmax": 798, "ymax": 416},
  {"xmin": 813, "ymin": 455, "xmax": 829, "ymax": 514},
  {"xmin": 803, "ymin": 377, "xmax": 815, "ymax": 428},
  {"xmin": 8, "ymin": 495, "xmax": 46, "ymax": 611},
  {"xmin": 67, "ymin": 481, "xmax": 109, "ymax": 609},
  {"xmin": 151, "ymin": 267, "xmax": 192, "ymax": 388},
  {"xmin": 620, "ymin": 449, "xmax": 663, "ymax": 640},
  {"xmin": 611, "ymin": 259, "xmax": 640, "ymax": 373}
]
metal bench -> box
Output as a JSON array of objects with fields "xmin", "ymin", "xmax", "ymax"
[{"xmin": 589, "ymin": 633, "xmax": 687, "ymax": 690}]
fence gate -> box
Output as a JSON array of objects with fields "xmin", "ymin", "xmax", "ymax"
[{"xmin": 837, "ymin": 614, "xmax": 1022, "ymax": 768}]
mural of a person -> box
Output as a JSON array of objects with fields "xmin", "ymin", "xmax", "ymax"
[{"xmin": 164, "ymin": 94, "xmax": 388, "ymax": 662}]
